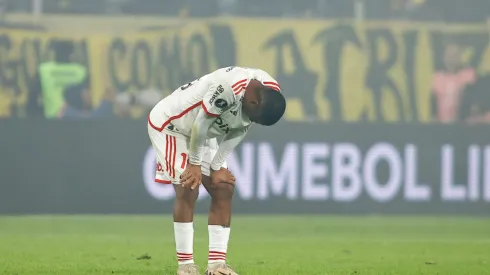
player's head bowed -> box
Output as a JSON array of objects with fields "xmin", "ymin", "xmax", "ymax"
[{"xmin": 243, "ymin": 80, "xmax": 286, "ymax": 126}]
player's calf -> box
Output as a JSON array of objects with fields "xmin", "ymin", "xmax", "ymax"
[
  {"xmin": 202, "ymin": 177, "xmax": 235, "ymax": 268},
  {"xmin": 174, "ymin": 184, "xmax": 199, "ymax": 222},
  {"xmin": 173, "ymin": 185, "xmax": 199, "ymax": 266},
  {"xmin": 205, "ymin": 179, "xmax": 234, "ymax": 226}
]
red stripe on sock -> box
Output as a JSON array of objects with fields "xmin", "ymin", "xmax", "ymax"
[
  {"xmin": 209, "ymin": 250, "xmax": 226, "ymax": 261},
  {"xmin": 177, "ymin": 253, "xmax": 193, "ymax": 256},
  {"xmin": 209, "ymin": 254, "xmax": 226, "ymax": 257},
  {"xmin": 209, "ymin": 251, "xmax": 226, "ymax": 256}
]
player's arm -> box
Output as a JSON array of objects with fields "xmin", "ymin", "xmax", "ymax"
[
  {"xmin": 180, "ymin": 109, "xmax": 215, "ymax": 189},
  {"xmin": 189, "ymin": 82, "xmax": 234, "ymax": 164},
  {"xmin": 210, "ymin": 126, "xmax": 250, "ymax": 171},
  {"xmin": 188, "ymin": 109, "xmax": 216, "ymax": 165}
]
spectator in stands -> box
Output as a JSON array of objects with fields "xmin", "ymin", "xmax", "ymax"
[
  {"xmin": 59, "ymin": 82, "xmax": 162, "ymax": 119},
  {"xmin": 431, "ymin": 44, "xmax": 476, "ymax": 123},
  {"xmin": 27, "ymin": 40, "xmax": 88, "ymax": 118},
  {"xmin": 459, "ymin": 74, "xmax": 490, "ymax": 124},
  {"xmin": 59, "ymin": 82, "xmax": 115, "ymax": 119},
  {"xmin": 113, "ymin": 88, "xmax": 163, "ymax": 118}
]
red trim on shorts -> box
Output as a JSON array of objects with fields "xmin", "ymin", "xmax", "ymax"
[
  {"xmin": 169, "ymin": 135, "xmax": 175, "ymax": 178},
  {"xmin": 155, "ymin": 179, "xmax": 172, "ymax": 184},
  {"xmin": 165, "ymin": 135, "xmax": 170, "ymax": 173},
  {"xmin": 147, "ymin": 101, "xmax": 202, "ymax": 132},
  {"xmin": 171, "ymin": 136, "xmax": 177, "ymax": 178},
  {"xmin": 202, "ymin": 103, "xmax": 219, "ymax": 117}
]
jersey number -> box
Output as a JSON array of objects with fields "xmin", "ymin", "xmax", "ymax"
[
  {"xmin": 180, "ymin": 78, "xmax": 200, "ymax": 90},
  {"xmin": 181, "ymin": 153, "xmax": 188, "ymax": 169}
]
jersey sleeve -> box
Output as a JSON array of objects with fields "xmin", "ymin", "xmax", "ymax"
[
  {"xmin": 254, "ymin": 69, "xmax": 281, "ymax": 92},
  {"xmin": 202, "ymin": 81, "xmax": 236, "ymax": 117},
  {"xmin": 210, "ymin": 125, "xmax": 250, "ymax": 171},
  {"xmin": 188, "ymin": 108, "xmax": 216, "ymax": 165}
]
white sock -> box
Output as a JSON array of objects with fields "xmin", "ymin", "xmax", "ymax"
[
  {"xmin": 208, "ymin": 225, "xmax": 231, "ymax": 265},
  {"xmin": 174, "ymin": 222, "xmax": 194, "ymax": 265}
]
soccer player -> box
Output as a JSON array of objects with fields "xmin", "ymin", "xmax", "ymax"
[{"xmin": 147, "ymin": 66, "xmax": 286, "ymax": 275}]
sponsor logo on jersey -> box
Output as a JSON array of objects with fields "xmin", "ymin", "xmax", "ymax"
[
  {"xmin": 215, "ymin": 117, "xmax": 230, "ymax": 134},
  {"xmin": 156, "ymin": 162, "xmax": 164, "ymax": 172},
  {"xmin": 215, "ymin": 98, "xmax": 228, "ymax": 109},
  {"xmin": 209, "ymin": 85, "xmax": 225, "ymax": 105}
]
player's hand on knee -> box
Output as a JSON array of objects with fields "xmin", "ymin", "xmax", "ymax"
[
  {"xmin": 180, "ymin": 164, "xmax": 202, "ymax": 189},
  {"xmin": 210, "ymin": 168, "xmax": 236, "ymax": 186}
]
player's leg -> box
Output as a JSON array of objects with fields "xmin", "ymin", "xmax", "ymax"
[
  {"xmin": 169, "ymin": 135, "xmax": 201, "ymax": 274},
  {"xmin": 173, "ymin": 182, "xmax": 199, "ymax": 263},
  {"xmin": 203, "ymin": 176, "xmax": 233, "ymax": 253},
  {"xmin": 173, "ymin": 184, "xmax": 200, "ymax": 274},
  {"xmin": 200, "ymin": 144, "xmax": 239, "ymax": 275},
  {"xmin": 147, "ymin": 125, "xmax": 201, "ymax": 274},
  {"xmin": 201, "ymin": 177, "xmax": 238, "ymax": 275}
]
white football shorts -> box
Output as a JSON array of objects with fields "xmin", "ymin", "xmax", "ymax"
[{"xmin": 147, "ymin": 122, "xmax": 227, "ymax": 184}]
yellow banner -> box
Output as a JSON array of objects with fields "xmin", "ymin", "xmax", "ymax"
[{"xmin": 1, "ymin": 20, "xmax": 489, "ymax": 121}]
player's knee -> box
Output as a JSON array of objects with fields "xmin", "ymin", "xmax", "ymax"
[
  {"xmin": 211, "ymin": 182, "xmax": 235, "ymax": 201},
  {"xmin": 174, "ymin": 185, "xmax": 199, "ymax": 203}
]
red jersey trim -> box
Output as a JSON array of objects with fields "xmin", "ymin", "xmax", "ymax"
[
  {"xmin": 263, "ymin": 81, "xmax": 281, "ymax": 92},
  {"xmin": 232, "ymin": 79, "xmax": 248, "ymax": 94},
  {"xmin": 148, "ymin": 101, "xmax": 202, "ymax": 132},
  {"xmin": 202, "ymin": 103, "xmax": 219, "ymax": 117},
  {"xmin": 233, "ymin": 84, "xmax": 246, "ymax": 95},
  {"xmin": 232, "ymin": 79, "xmax": 247, "ymax": 89}
]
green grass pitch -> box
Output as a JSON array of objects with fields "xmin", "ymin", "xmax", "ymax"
[{"xmin": 0, "ymin": 215, "xmax": 489, "ymax": 275}]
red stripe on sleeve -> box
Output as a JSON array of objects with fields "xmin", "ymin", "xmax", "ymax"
[
  {"xmin": 232, "ymin": 79, "xmax": 247, "ymax": 89},
  {"xmin": 201, "ymin": 103, "xmax": 219, "ymax": 117},
  {"xmin": 233, "ymin": 84, "xmax": 246, "ymax": 94},
  {"xmin": 263, "ymin": 81, "xmax": 281, "ymax": 92}
]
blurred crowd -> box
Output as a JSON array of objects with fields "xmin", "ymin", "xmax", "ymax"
[
  {"xmin": 24, "ymin": 41, "xmax": 162, "ymax": 119},
  {"xmin": 2, "ymin": 0, "xmax": 489, "ymax": 22}
]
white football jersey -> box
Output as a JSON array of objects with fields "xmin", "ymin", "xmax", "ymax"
[{"xmin": 148, "ymin": 66, "xmax": 280, "ymax": 139}]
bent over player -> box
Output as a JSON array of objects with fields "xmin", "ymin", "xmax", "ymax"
[{"xmin": 147, "ymin": 66, "xmax": 286, "ymax": 275}]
